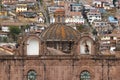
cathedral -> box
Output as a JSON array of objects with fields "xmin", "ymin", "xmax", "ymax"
[{"xmin": 0, "ymin": 9, "xmax": 120, "ymax": 80}]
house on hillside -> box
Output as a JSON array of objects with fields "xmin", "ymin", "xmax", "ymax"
[
  {"xmin": 70, "ymin": 3, "xmax": 83, "ymax": 12},
  {"xmin": 2, "ymin": 0, "xmax": 17, "ymax": 4},
  {"xmin": 1, "ymin": 11, "xmax": 120, "ymax": 80},
  {"xmin": 47, "ymin": 5, "xmax": 64, "ymax": 14},
  {"xmin": 16, "ymin": 3, "xmax": 27, "ymax": 13},
  {"xmin": 92, "ymin": 20, "xmax": 113, "ymax": 35},
  {"xmin": 93, "ymin": 0, "xmax": 114, "ymax": 9},
  {"xmin": 87, "ymin": 8, "xmax": 102, "ymax": 25},
  {"xmin": 65, "ymin": 3, "xmax": 84, "ymax": 24},
  {"xmin": 108, "ymin": 16, "xmax": 119, "ymax": 27},
  {"xmin": 99, "ymin": 29, "xmax": 120, "ymax": 52}
]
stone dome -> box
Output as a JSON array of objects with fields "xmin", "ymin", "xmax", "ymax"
[{"xmin": 40, "ymin": 23, "xmax": 79, "ymax": 41}]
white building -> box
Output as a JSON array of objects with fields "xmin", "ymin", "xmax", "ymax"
[
  {"xmin": 1, "ymin": 26, "xmax": 9, "ymax": 32},
  {"xmin": 93, "ymin": 0, "xmax": 102, "ymax": 8},
  {"xmin": 70, "ymin": 3, "xmax": 83, "ymax": 12},
  {"xmin": 99, "ymin": 29, "xmax": 120, "ymax": 52},
  {"xmin": 87, "ymin": 9, "xmax": 102, "ymax": 25},
  {"xmin": 16, "ymin": 4, "xmax": 27, "ymax": 13},
  {"xmin": 93, "ymin": 0, "xmax": 114, "ymax": 9},
  {"xmin": 93, "ymin": 20, "xmax": 113, "ymax": 35},
  {"xmin": 47, "ymin": 6, "xmax": 64, "ymax": 14},
  {"xmin": 65, "ymin": 16, "xmax": 84, "ymax": 24}
]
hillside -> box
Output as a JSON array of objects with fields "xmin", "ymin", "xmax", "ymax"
[{"xmin": 79, "ymin": 0, "xmax": 93, "ymax": 5}]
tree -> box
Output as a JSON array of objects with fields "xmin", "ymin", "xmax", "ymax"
[
  {"xmin": 9, "ymin": 26, "xmax": 21, "ymax": 42},
  {"xmin": 76, "ymin": 24, "xmax": 91, "ymax": 33},
  {"xmin": 76, "ymin": 24, "xmax": 84, "ymax": 32},
  {"xmin": 113, "ymin": 0, "xmax": 118, "ymax": 6},
  {"xmin": 37, "ymin": 0, "xmax": 49, "ymax": 24},
  {"xmin": 92, "ymin": 29, "xmax": 97, "ymax": 36},
  {"xmin": 21, "ymin": 24, "xmax": 30, "ymax": 33},
  {"xmin": 0, "ymin": 3, "xmax": 2, "ymax": 11},
  {"xmin": 37, "ymin": 0, "xmax": 43, "ymax": 5}
]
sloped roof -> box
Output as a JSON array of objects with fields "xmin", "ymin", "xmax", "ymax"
[
  {"xmin": 0, "ymin": 47, "xmax": 14, "ymax": 55},
  {"xmin": 47, "ymin": 47, "xmax": 66, "ymax": 55},
  {"xmin": 55, "ymin": 8, "xmax": 65, "ymax": 12}
]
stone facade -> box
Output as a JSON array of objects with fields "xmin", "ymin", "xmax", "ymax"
[
  {"xmin": 0, "ymin": 23, "xmax": 120, "ymax": 80},
  {"xmin": 0, "ymin": 54, "xmax": 120, "ymax": 80},
  {"xmin": 0, "ymin": 36, "xmax": 120, "ymax": 80}
]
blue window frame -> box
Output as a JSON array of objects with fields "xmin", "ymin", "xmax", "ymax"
[
  {"xmin": 28, "ymin": 70, "xmax": 37, "ymax": 80},
  {"xmin": 80, "ymin": 71, "xmax": 90, "ymax": 80}
]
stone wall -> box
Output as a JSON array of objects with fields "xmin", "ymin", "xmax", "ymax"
[{"xmin": 0, "ymin": 55, "xmax": 120, "ymax": 80}]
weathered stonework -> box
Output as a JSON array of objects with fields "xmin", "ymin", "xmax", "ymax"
[
  {"xmin": 0, "ymin": 55, "xmax": 120, "ymax": 80},
  {"xmin": 1, "ymin": 23, "xmax": 120, "ymax": 80}
]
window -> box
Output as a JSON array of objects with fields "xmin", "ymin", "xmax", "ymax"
[
  {"xmin": 96, "ymin": 23, "xmax": 99, "ymax": 26},
  {"xmin": 72, "ymin": 7, "xmax": 76, "ymax": 11},
  {"xmin": 27, "ymin": 70, "xmax": 37, "ymax": 80},
  {"xmin": 27, "ymin": 38, "xmax": 39, "ymax": 55},
  {"xmin": 79, "ymin": 7, "xmax": 81, "ymax": 9},
  {"xmin": 74, "ymin": 7, "xmax": 76, "ymax": 9},
  {"xmin": 80, "ymin": 71, "xmax": 90, "ymax": 80}
]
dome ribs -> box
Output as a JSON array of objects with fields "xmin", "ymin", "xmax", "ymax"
[
  {"xmin": 61, "ymin": 25, "xmax": 66, "ymax": 40},
  {"xmin": 40, "ymin": 23, "xmax": 79, "ymax": 41}
]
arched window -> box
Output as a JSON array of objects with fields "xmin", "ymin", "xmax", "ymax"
[
  {"xmin": 80, "ymin": 71, "xmax": 90, "ymax": 80},
  {"xmin": 27, "ymin": 70, "xmax": 37, "ymax": 80},
  {"xmin": 80, "ymin": 40, "xmax": 92, "ymax": 54},
  {"xmin": 27, "ymin": 38, "xmax": 39, "ymax": 55}
]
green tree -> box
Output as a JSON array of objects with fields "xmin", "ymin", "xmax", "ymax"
[
  {"xmin": 92, "ymin": 29, "xmax": 97, "ymax": 36},
  {"xmin": 113, "ymin": 0, "xmax": 118, "ymax": 6},
  {"xmin": 0, "ymin": 3, "xmax": 2, "ymax": 11},
  {"xmin": 9, "ymin": 26, "xmax": 21, "ymax": 42},
  {"xmin": 21, "ymin": 24, "xmax": 30, "ymax": 33},
  {"xmin": 38, "ymin": 0, "xmax": 43, "ymax": 5},
  {"xmin": 76, "ymin": 24, "xmax": 84, "ymax": 32}
]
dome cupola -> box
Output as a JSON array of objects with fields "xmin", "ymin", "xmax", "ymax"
[
  {"xmin": 40, "ymin": 23, "xmax": 79, "ymax": 53},
  {"xmin": 41, "ymin": 23, "xmax": 79, "ymax": 41}
]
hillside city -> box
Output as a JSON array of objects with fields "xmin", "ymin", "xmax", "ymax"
[
  {"xmin": 1, "ymin": 0, "xmax": 120, "ymax": 80},
  {"xmin": 0, "ymin": 0, "xmax": 120, "ymax": 53}
]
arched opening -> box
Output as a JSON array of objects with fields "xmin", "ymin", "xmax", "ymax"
[
  {"xmin": 27, "ymin": 70, "xmax": 37, "ymax": 80},
  {"xmin": 80, "ymin": 40, "xmax": 92, "ymax": 54},
  {"xmin": 80, "ymin": 70, "xmax": 90, "ymax": 80},
  {"xmin": 27, "ymin": 38, "xmax": 39, "ymax": 55},
  {"xmin": 46, "ymin": 41, "xmax": 74, "ymax": 53}
]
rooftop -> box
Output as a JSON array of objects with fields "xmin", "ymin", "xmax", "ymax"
[{"xmin": 40, "ymin": 23, "xmax": 80, "ymax": 41}]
